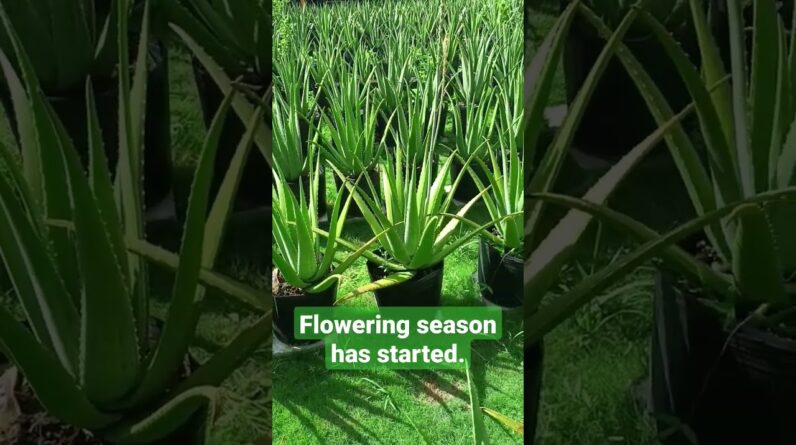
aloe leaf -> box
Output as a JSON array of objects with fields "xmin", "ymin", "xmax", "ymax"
[
  {"xmin": 0, "ymin": 140, "xmax": 37, "ymax": 230},
  {"xmin": 770, "ymin": 21, "xmax": 791, "ymax": 186},
  {"xmin": 778, "ymin": 117, "xmax": 796, "ymax": 187},
  {"xmin": 0, "ymin": 6, "xmax": 80, "ymax": 299},
  {"xmin": 525, "ymin": 100, "xmax": 696, "ymax": 312},
  {"xmin": 115, "ymin": 0, "xmax": 148, "ymax": 351},
  {"xmin": 732, "ymin": 204, "xmax": 787, "ymax": 311},
  {"xmin": 173, "ymin": 314, "xmax": 271, "ymax": 394},
  {"xmin": 640, "ymin": 11, "xmax": 740, "ymax": 206},
  {"xmin": 481, "ymin": 407, "xmax": 523, "ymax": 436},
  {"xmin": 0, "ymin": 306, "xmax": 117, "ymax": 430},
  {"xmin": 131, "ymin": 91, "xmax": 236, "ymax": 406},
  {"xmin": 173, "ymin": 24, "xmax": 273, "ymax": 167},
  {"xmin": 126, "ymin": 237, "xmax": 270, "ymax": 313},
  {"xmin": 687, "ymin": 0, "xmax": 734, "ymax": 148},
  {"xmin": 749, "ymin": 0, "xmax": 781, "ymax": 192},
  {"xmin": 527, "ymin": 5, "xmax": 639, "ymax": 246},
  {"xmin": 0, "ymin": 38, "xmax": 42, "ymax": 211},
  {"xmin": 529, "ymin": 192, "xmax": 733, "ymax": 298},
  {"xmin": 465, "ymin": 362, "xmax": 488, "ymax": 445},
  {"xmin": 203, "ymin": 98, "xmax": 267, "ymax": 268},
  {"xmin": 725, "ymin": 0, "xmax": 753, "ymax": 197},
  {"xmin": 103, "ymin": 386, "xmax": 219, "ymax": 445},
  {"xmin": 524, "ymin": 188, "xmax": 796, "ymax": 346},
  {"xmin": 335, "ymin": 272, "xmax": 415, "ymax": 305},
  {"xmin": 86, "ymin": 79, "xmax": 129, "ymax": 286},
  {"xmin": 523, "ymin": 1, "xmax": 577, "ymax": 178},
  {"xmin": 160, "ymin": 0, "xmax": 240, "ymax": 74},
  {"xmin": 305, "ymin": 274, "xmax": 340, "ymax": 294},
  {"xmin": 129, "ymin": 0, "xmax": 151, "ymax": 158},
  {"xmin": 0, "ymin": 161, "xmax": 79, "ymax": 375},
  {"xmin": 55, "ymin": 110, "xmax": 139, "ymax": 405},
  {"xmin": 578, "ymin": 5, "xmax": 729, "ymax": 260}
]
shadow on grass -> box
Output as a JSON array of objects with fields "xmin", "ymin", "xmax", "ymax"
[{"xmin": 273, "ymin": 352, "xmax": 412, "ymax": 444}]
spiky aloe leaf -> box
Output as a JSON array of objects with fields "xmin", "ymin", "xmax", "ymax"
[
  {"xmin": 126, "ymin": 238, "xmax": 270, "ymax": 313},
  {"xmin": 465, "ymin": 362, "xmax": 488, "ymax": 445},
  {"xmin": 129, "ymin": 90, "xmax": 236, "ymax": 406},
  {"xmin": 525, "ymin": 98, "xmax": 696, "ymax": 312},
  {"xmin": 749, "ymin": 0, "xmax": 781, "ymax": 191},
  {"xmin": 116, "ymin": 0, "xmax": 149, "ymax": 353},
  {"xmin": 51, "ymin": 108, "xmax": 140, "ymax": 406},
  {"xmin": 173, "ymin": 23, "xmax": 273, "ymax": 167},
  {"xmin": 334, "ymin": 272, "xmax": 414, "ymax": 305},
  {"xmin": 0, "ymin": 4, "xmax": 81, "ymax": 301},
  {"xmin": 481, "ymin": 408, "xmax": 523, "ymax": 435},
  {"xmin": 579, "ymin": 4, "xmax": 729, "ymax": 260},
  {"xmin": 173, "ymin": 314, "xmax": 271, "ymax": 394},
  {"xmin": 103, "ymin": 386, "xmax": 219, "ymax": 444},
  {"xmin": 203, "ymin": 97, "xmax": 267, "ymax": 268},
  {"xmin": 0, "ymin": 152, "xmax": 79, "ymax": 376},
  {"xmin": 732, "ymin": 204, "xmax": 787, "ymax": 312},
  {"xmin": 524, "ymin": 188, "xmax": 796, "ymax": 346},
  {"xmin": 0, "ymin": 306, "xmax": 117, "ymax": 430}
]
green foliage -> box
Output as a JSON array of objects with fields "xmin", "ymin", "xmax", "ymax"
[
  {"xmin": 272, "ymin": 159, "xmax": 386, "ymax": 293},
  {"xmin": 164, "ymin": 0, "xmax": 271, "ymax": 81},
  {"xmin": 0, "ymin": 0, "xmax": 118, "ymax": 93},
  {"xmin": 347, "ymin": 148, "xmax": 504, "ymax": 272},
  {"xmin": 526, "ymin": 0, "xmax": 796, "ymax": 343},
  {"xmin": 0, "ymin": 3, "xmax": 271, "ymax": 443}
]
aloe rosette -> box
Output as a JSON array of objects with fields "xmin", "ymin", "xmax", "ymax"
[{"xmin": 0, "ymin": 2, "xmax": 271, "ymax": 442}]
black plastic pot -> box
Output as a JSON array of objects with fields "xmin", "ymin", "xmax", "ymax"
[
  {"xmin": 366, "ymin": 260, "xmax": 444, "ymax": 307},
  {"xmin": 332, "ymin": 168, "xmax": 379, "ymax": 219},
  {"xmin": 476, "ymin": 238, "xmax": 522, "ymax": 308},
  {"xmin": 650, "ymin": 270, "xmax": 796, "ymax": 444},
  {"xmin": 525, "ymin": 341, "xmax": 544, "ymax": 444},
  {"xmin": 273, "ymin": 283, "xmax": 337, "ymax": 345},
  {"xmin": 0, "ymin": 43, "xmax": 173, "ymax": 213},
  {"xmin": 192, "ymin": 60, "xmax": 277, "ymax": 213},
  {"xmin": 450, "ymin": 158, "xmax": 490, "ymax": 203}
]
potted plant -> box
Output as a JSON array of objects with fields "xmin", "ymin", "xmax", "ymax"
[
  {"xmin": 526, "ymin": 1, "xmax": 796, "ymax": 443},
  {"xmin": 0, "ymin": 0, "xmax": 173, "ymax": 216},
  {"xmin": 319, "ymin": 67, "xmax": 384, "ymax": 219},
  {"xmin": 374, "ymin": 36, "xmax": 411, "ymax": 148},
  {"xmin": 271, "ymin": 159, "xmax": 389, "ymax": 345},
  {"xmin": 165, "ymin": 0, "xmax": 272, "ymax": 210},
  {"xmin": 447, "ymin": 28, "xmax": 501, "ymax": 202},
  {"xmin": 272, "ymin": 90, "xmax": 326, "ymax": 217},
  {"xmin": 391, "ymin": 73, "xmax": 443, "ymax": 170},
  {"xmin": 469, "ymin": 83, "xmax": 523, "ymax": 309},
  {"xmin": 0, "ymin": 4, "xmax": 271, "ymax": 442},
  {"xmin": 342, "ymin": 144, "xmax": 505, "ymax": 308},
  {"xmin": 521, "ymin": 2, "xmax": 709, "ymax": 440}
]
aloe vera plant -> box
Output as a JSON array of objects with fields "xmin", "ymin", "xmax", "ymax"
[
  {"xmin": 0, "ymin": 0, "xmax": 118, "ymax": 93},
  {"xmin": 169, "ymin": 1, "xmax": 273, "ymax": 168},
  {"xmin": 319, "ymin": 67, "xmax": 382, "ymax": 179},
  {"xmin": 272, "ymin": 159, "xmax": 382, "ymax": 294},
  {"xmin": 525, "ymin": 0, "xmax": 796, "ymax": 341},
  {"xmin": 345, "ymin": 147, "xmax": 503, "ymax": 274},
  {"xmin": 0, "ymin": 3, "xmax": 271, "ymax": 442},
  {"xmin": 522, "ymin": 0, "xmax": 718, "ymax": 330},
  {"xmin": 165, "ymin": 0, "xmax": 270, "ymax": 83},
  {"xmin": 272, "ymin": 91, "xmax": 312, "ymax": 182}
]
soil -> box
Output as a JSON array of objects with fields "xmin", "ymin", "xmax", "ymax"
[
  {"xmin": 9, "ymin": 382, "xmax": 106, "ymax": 445},
  {"xmin": 271, "ymin": 270, "xmax": 304, "ymax": 298}
]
